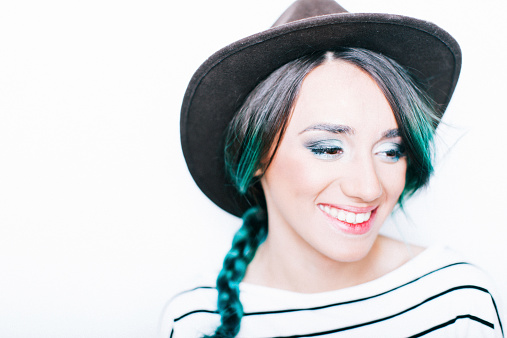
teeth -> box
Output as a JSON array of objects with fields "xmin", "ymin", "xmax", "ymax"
[
  {"xmin": 346, "ymin": 212, "xmax": 355, "ymax": 223},
  {"xmin": 319, "ymin": 205, "xmax": 372, "ymax": 224},
  {"xmin": 337, "ymin": 209, "xmax": 346, "ymax": 222},
  {"xmin": 364, "ymin": 211, "xmax": 371, "ymax": 222},
  {"xmin": 330, "ymin": 208, "xmax": 338, "ymax": 218},
  {"xmin": 324, "ymin": 205, "xmax": 331, "ymax": 214}
]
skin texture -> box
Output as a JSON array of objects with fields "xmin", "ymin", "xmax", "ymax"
[{"xmin": 244, "ymin": 60, "xmax": 422, "ymax": 293}]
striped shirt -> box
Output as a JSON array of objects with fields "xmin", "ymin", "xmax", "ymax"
[{"xmin": 162, "ymin": 246, "xmax": 504, "ymax": 337}]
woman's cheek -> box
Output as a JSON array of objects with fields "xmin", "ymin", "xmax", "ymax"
[
  {"xmin": 274, "ymin": 152, "xmax": 330, "ymax": 196},
  {"xmin": 378, "ymin": 161, "xmax": 407, "ymax": 197}
]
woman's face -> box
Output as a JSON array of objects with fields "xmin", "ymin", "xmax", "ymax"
[{"xmin": 260, "ymin": 59, "xmax": 407, "ymax": 264}]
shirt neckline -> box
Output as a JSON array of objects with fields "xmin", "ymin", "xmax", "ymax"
[{"xmin": 239, "ymin": 245, "xmax": 446, "ymax": 299}]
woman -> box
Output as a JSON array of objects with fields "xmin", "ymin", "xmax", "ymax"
[{"xmin": 166, "ymin": 0, "xmax": 503, "ymax": 337}]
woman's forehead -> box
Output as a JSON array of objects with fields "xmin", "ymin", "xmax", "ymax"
[{"xmin": 289, "ymin": 60, "xmax": 397, "ymax": 132}]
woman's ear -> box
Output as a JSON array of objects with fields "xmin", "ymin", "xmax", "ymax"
[{"xmin": 254, "ymin": 168, "xmax": 263, "ymax": 177}]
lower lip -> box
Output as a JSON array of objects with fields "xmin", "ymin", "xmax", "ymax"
[{"xmin": 320, "ymin": 208, "xmax": 376, "ymax": 235}]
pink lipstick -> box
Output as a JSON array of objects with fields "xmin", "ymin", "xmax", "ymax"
[{"xmin": 318, "ymin": 204, "xmax": 377, "ymax": 235}]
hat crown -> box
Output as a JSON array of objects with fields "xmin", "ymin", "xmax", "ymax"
[{"xmin": 272, "ymin": 0, "xmax": 348, "ymax": 27}]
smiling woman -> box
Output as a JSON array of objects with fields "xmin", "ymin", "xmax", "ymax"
[
  {"xmin": 164, "ymin": 0, "xmax": 504, "ymax": 337},
  {"xmin": 223, "ymin": 49, "xmax": 439, "ymax": 286},
  {"xmin": 255, "ymin": 57, "xmax": 408, "ymax": 271}
]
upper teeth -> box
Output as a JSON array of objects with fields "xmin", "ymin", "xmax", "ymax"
[{"xmin": 319, "ymin": 205, "xmax": 372, "ymax": 224}]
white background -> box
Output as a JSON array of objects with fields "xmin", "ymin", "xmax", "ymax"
[{"xmin": 1, "ymin": 0, "xmax": 506, "ymax": 337}]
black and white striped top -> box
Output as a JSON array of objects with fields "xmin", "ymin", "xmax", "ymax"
[{"xmin": 162, "ymin": 246, "xmax": 504, "ymax": 337}]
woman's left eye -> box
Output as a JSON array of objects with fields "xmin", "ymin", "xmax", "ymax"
[{"xmin": 376, "ymin": 143, "xmax": 406, "ymax": 163}]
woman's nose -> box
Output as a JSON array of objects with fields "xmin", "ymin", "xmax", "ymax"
[{"xmin": 340, "ymin": 157, "xmax": 383, "ymax": 202}]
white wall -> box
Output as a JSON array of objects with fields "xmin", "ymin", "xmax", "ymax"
[{"xmin": 0, "ymin": 0, "xmax": 505, "ymax": 336}]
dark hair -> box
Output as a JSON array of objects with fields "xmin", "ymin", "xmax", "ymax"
[
  {"xmin": 224, "ymin": 53, "xmax": 329, "ymax": 205},
  {"xmin": 209, "ymin": 48, "xmax": 440, "ymax": 337}
]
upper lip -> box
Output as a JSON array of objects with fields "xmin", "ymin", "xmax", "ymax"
[{"xmin": 317, "ymin": 203, "xmax": 377, "ymax": 214}]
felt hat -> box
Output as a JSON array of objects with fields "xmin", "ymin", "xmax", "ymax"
[{"xmin": 180, "ymin": 0, "xmax": 461, "ymax": 217}]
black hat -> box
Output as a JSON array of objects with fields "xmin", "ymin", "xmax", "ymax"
[{"xmin": 180, "ymin": 0, "xmax": 461, "ymax": 217}]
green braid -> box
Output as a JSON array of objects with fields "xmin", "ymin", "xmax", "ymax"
[
  {"xmin": 211, "ymin": 54, "xmax": 328, "ymax": 338},
  {"xmin": 205, "ymin": 207, "xmax": 267, "ymax": 338}
]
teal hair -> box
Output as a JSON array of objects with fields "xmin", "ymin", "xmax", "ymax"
[
  {"xmin": 210, "ymin": 54, "xmax": 325, "ymax": 337},
  {"xmin": 224, "ymin": 53, "xmax": 327, "ymax": 203},
  {"xmin": 336, "ymin": 49, "xmax": 440, "ymax": 206},
  {"xmin": 211, "ymin": 48, "xmax": 440, "ymax": 337},
  {"xmin": 204, "ymin": 206, "xmax": 267, "ymax": 338}
]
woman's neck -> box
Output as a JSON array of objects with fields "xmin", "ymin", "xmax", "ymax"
[{"xmin": 243, "ymin": 234, "xmax": 423, "ymax": 293}]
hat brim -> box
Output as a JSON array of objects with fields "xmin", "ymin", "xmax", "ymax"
[{"xmin": 180, "ymin": 13, "xmax": 461, "ymax": 217}]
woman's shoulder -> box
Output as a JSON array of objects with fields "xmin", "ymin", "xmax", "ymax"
[
  {"xmin": 398, "ymin": 244, "xmax": 497, "ymax": 286},
  {"xmin": 168, "ymin": 285, "xmax": 218, "ymax": 314},
  {"xmin": 375, "ymin": 242, "xmax": 499, "ymax": 298},
  {"xmin": 159, "ymin": 278, "xmax": 219, "ymax": 338},
  {"xmin": 383, "ymin": 244, "xmax": 504, "ymax": 336}
]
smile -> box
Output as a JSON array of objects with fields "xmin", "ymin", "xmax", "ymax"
[{"xmin": 318, "ymin": 204, "xmax": 372, "ymax": 224}]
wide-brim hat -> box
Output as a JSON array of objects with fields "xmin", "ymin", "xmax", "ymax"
[{"xmin": 180, "ymin": 0, "xmax": 461, "ymax": 217}]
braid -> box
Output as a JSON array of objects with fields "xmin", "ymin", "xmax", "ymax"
[
  {"xmin": 214, "ymin": 53, "xmax": 325, "ymax": 338},
  {"xmin": 206, "ymin": 206, "xmax": 267, "ymax": 338}
]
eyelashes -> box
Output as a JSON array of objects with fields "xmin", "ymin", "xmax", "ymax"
[
  {"xmin": 305, "ymin": 140, "xmax": 344, "ymax": 160},
  {"xmin": 375, "ymin": 142, "xmax": 406, "ymax": 163},
  {"xmin": 304, "ymin": 139, "xmax": 406, "ymax": 163}
]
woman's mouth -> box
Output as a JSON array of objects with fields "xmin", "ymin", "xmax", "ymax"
[{"xmin": 318, "ymin": 204, "xmax": 376, "ymax": 235}]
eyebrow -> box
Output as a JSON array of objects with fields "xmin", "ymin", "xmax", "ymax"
[
  {"xmin": 300, "ymin": 124, "xmax": 401, "ymax": 140},
  {"xmin": 382, "ymin": 128, "xmax": 401, "ymax": 139},
  {"xmin": 299, "ymin": 123, "xmax": 355, "ymax": 135}
]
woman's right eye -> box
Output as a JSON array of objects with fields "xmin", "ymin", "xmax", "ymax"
[{"xmin": 305, "ymin": 140, "xmax": 344, "ymax": 160}]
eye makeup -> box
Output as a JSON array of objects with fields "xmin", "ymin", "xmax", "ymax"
[
  {"xmin": 374, "ymin": 142, "xmax": 406, "ymax": 163},
  {"xmin": 304, "ymin": 139, "xmax": 344, "ymax": 160}
]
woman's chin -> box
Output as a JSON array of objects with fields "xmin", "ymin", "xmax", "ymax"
[{"xmin": 317, "ymin": 238, "xmax": 379, "ymax": 264}]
